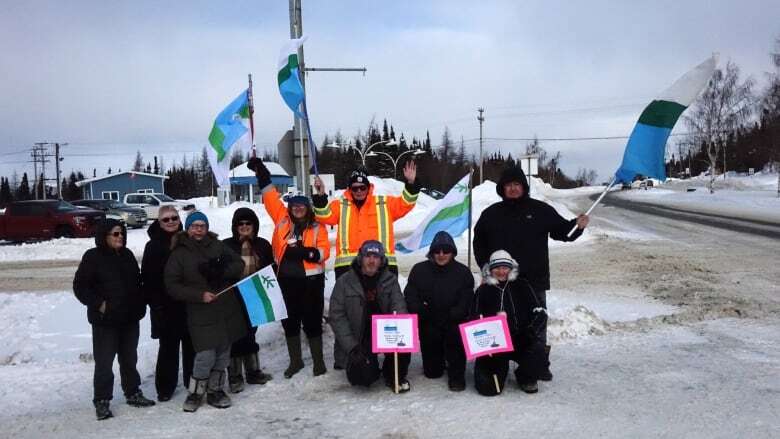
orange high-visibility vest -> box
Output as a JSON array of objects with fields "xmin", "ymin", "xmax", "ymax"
[
  {"xmin": 262, "ymin": 187, "xmax": 330, "ymax": 276},
  {"xmin": 313, "ymin": 183, "xmax": 417, "ymax": 268}
]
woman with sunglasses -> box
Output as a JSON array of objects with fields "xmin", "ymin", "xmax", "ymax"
[
  {"xmin": 141, "ymin": 206, "xmax": 194, "ymax": 402},
  {"xmin": 221, "ymin": 207, "xmax": 274, "ymax": 392},
  {"xmin": 248, "ymin": 158, "xmax": 330, "ymax": 379},
  {"xmin": 74, "ymin": 218, "xmax": 155, "ymax": 420}
]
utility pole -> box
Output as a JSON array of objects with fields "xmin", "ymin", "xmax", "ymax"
[
  {"xmin": 30, "ymin": 142, "xmax": 59, "ymax": 199},
  {"xmin": 287, "ymin": 0, "xmax": 366, "ymax": 196},
  {"xmin": 477, "ymin": 108, "xmax": 485, "ymax": 184},
  {"xmin": 55, "ymin": 143, "xmax": 67, "ymax": 199}
]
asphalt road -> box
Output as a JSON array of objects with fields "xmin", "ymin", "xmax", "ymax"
[{"xmin": 597, "ymin": 191, "xmax": 780, "ymax": 240}]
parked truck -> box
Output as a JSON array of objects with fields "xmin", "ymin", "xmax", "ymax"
[
  {"xmin": 0, "ymin": 200, "xmax": 105, "ymax": 242},
  {"xmin": 123, "ymin": 192, "xmax": 195, "ymax": 219}
]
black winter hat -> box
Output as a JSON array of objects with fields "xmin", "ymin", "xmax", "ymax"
[
  {"xmin": 231, "ymin": 207, "xmax": 259, "ymax": 238},
  {"xmin": 427, "ymin": 231, "xmax": 457, "ymax": 258},
  {"xmin": 349, "ymin": 169, "xmax": 369, "ymax": 186},
  {"xmin": 496, "ymin": 166, "xmax": 530, "ymax": 199}
]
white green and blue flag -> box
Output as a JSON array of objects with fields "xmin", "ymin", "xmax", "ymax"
[
  {"xmin": 207, "ymin": 90, "xmax": 251, "ymax": 187},
  {"xmin": 614, "ymin": 55, "xmax": 717, "ymax": 183},
  {"xmin": 235, "ymin": 266, "xmax": 287, "ymax": 327},
  {"xmin": 277, "ymin": 37, "xmax": 307, "ymax": 119},
  {"xmin": 396, "ymin": 174, "xmax": 470, "ymax": 253}
]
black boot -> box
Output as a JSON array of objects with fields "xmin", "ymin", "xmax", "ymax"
[
  {"xmin": 309, "ymin": 336, "xmax": 327, "ymax": 376},
  {"xmin": 93, "ymin": 399, "xmax": 113, "ymax": 421},
  {"xmin": 126, "ymin": 391, "xmax": 155, "ymax": 407},
  {"xmin": 244, "ymin": 353, "xmax": 272, "ymax": 384},
  {"xmin": 519, "ymin": 380, "xmax": 539, "ymax": 394},
  {"xmin": 206, "ymin": 370, "xmax": 231, "ymax": 409},
  {"xmin": 448, "ymin": 376, "xmax": 466, "ymax": 392},
  {"xmin": 227, "ymin": 357, "xmax": 244, "ymax": 394},
  {"xmin": 284, "ymin": 336, "xmax": 304, "ymax": 379},
  {"xmin": 182, "ymin": 378, "xmax": 207, "ymax": 412},
  {"xmin": 539, "ymin": 345, "xmax": 553, "ymax": 381}
]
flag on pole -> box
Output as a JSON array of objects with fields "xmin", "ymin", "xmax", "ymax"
[
  {"xmin": 614, "ymin": 55, "xmax": 717, "ymax": 183},
  {"xmin": 277, "ymin": 37, "xmax": 307, "ymax": 119},
  {"xmin": 396, "ymin": 173, "xmax": 471, "ymax": 253},
  {"xmin": 235, "ymin": 266, "xmax": 287, "ymax": 327},
  {"xmin": 207, "ymin": 90, "xmax": 251, "ymax": 187}
]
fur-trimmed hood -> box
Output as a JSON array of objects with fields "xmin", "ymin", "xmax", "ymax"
[{"xmin": 481, "ymin": 250, "xmax": 519, "ymax": 285}]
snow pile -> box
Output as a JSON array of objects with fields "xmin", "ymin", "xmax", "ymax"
[{"xmin": 548, "ymin": 305, "xmax": 608, "ymax": 341}]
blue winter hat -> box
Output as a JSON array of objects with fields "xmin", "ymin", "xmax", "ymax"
[{"xmin": 185, "ymin": 211, "xmax": 209, "ymax": 230}]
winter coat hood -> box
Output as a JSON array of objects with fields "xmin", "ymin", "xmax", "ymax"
[
  {"xmin": 481, "ymin": 250, "xmax": 519, "ymax": 285},
  {"xmin": 231, "ymin": 207, "xmax": 260, "ymax": 239},
  {"xmin": 426, "ymin": 230, "xmax": 457, "ymax": 259},
  {"xmin": 94, "ymin": 218, "xmax": 127, "ymax": 249},
  {"xmin": 496, "ymin": 166, "xmax": 530, "ymax": 200}
]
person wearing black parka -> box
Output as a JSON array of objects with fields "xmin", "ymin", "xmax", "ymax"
[{"xmin": 74, "ymin": 218, "xmax": 155, "ymax": 421}]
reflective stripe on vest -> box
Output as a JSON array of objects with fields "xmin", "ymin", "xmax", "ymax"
[
  {"xmin": 338, "ymin": 198, "xmax": 350, "ymax": 256},
  {"xmin": 375, "ymin": 195, "xmax": 391, "ymax": 251}
]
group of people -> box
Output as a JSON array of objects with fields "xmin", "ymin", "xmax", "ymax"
[{"xmin": 73, "ymin": 159, "xmax": 588, "ymax": 421}]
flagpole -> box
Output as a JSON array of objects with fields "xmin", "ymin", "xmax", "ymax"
[
  {"xmin": 301, "ymin": 97, "xmax": 319, "ymax": 175},
  {"xmin": 248, "ymin": 74, "xmax": 257, "ymax": 159},
  {"xmin": 467, "ymin": 167, "xmax": 474, "ymax": 272},
  {"xmin": 566, "ymin": 176, "xmax": 616, "ymax": 237}
]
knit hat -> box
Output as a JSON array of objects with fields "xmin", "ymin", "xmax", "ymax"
[
  {"xmin": 185, "ymin": 211, "xmax": 209, "ymax": 230},
  {"xmin": 488, "ymin": 250, "xmax": 516, "ymax": 270},
  {"xmin": 496, "ymin": 166, "xmax": 530, "ymax": 199},
  {"xmin": 287, "ymin": 192, "xmax": 311, "ymax": 207},
  {"xmin": 427, "ymin": 231, "xmax": 457, "ymax": 258},
  {"xmin": 349, "ymin": 169, "xmax": 369, "ymax": 186},
  {"xmin": 359, "ymin": 240, "xmax": 385, "ymax": 258}
]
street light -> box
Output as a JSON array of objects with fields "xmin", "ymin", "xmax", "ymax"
[
  {"xmin": 366, "ymin": 149, "xmax": 426, "ymax": 180},
  {"xmin": 326, "ymin": 139, "xmax": 398, "ymax": 167}
]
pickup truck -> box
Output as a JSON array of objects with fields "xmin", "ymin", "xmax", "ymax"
[
  {"xmin": 0, "ymin": 200, "xmax": 105, "ymax": 241},
  {"xmin": 72, "ymin": 199, "xmax": 148, "ymax": 228},
  {"xmin": 123, "ymin": 193, "xmax": 195, "ymax": 219}
]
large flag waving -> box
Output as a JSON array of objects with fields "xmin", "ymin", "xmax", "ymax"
[
  {"xmin": 614, "ymin": 55, "xmax": 717, "ymax": 183},
  {"xmin": 396, "ymin": 174, "xmax": 470, "ymax": 253},
  {"xmin": 235, "ymin": 266, "xmax": 287, "ymax": 327},
  {"xmin": 277, "ymin": 37, "xmax": 307, "ymax": 119},
  {"xmin": 207, "ymin": 90, "xmax": 251, "ymax": 187}
]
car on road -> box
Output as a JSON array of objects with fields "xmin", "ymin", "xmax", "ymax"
[
  {"xmin": 123, "ymin": 192, "xmax": 195, "ymax": 219},
  {"xmin": 0, "ymin": 200, "xmax": 105, "ymax": 242},
  {"xmin": 72, "ymin": 199, "xmax": 148, "ymax": 228}
]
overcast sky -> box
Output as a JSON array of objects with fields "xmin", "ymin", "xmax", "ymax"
[{"xmin": 1, "ymin": 0, "xmax": 779, "ymax": 183}]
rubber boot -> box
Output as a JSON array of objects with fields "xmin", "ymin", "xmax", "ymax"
[
  {"xmin": 244, "ymin": 353, "xmax": 272, "ymax": 385},
  {"xmin": 206, "ymin": 370, "xmax": 231, "ymax": 409},
  {"xmin": 227, "ymin": 357, "xmax": 244, "ymax": 393},
  {"xmin": 284, "ymin": 336, "xmax": 304, "ymax": 379},
  {"xmin": 308, "ymin": 336, "xmax": 327, "ymax": 376},
  {"xmin": 182, "ymin": 378, "xmax": 207, "ymax": 412}
]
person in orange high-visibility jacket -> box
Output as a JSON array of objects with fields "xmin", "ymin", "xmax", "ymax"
[
  {"xmin": 312, "ymin": 162, "xmax": 420, "ymax": 278},
  {"xmin": 248, "ymin": 158, "xmax": 330, "ymax": 379}
]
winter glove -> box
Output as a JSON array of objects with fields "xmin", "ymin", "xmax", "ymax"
[
  {"xmin": 283, "ymin": 245, "xmax": 309, "ymax": 261},
  {"xmin": 198, "ymin": 256, "xmax": 227, "ymax": 288},
  {"xmin": 311, "ymin": 193, "xmax": 329, "ymax": 208},
  {"xmin": 302, "ymin": 247, "xmax": 320, "ymax": 263},
  {"xmin": 247, "ymin": 157, "xmax": 272, "ymax": 188}
]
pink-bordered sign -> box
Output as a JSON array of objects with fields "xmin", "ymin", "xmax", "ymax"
[
  {"xmin": 458, "ymin": 315, "xmax": 514, "ymax": 360},
  {"xmin": 371, "ymin": 314, "xmax": 420, "ymax": 354}
]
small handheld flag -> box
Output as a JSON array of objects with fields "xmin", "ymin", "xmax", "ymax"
[{"xmin": 234, "ymin": 266, "xmax": 287, "ymax": 327}]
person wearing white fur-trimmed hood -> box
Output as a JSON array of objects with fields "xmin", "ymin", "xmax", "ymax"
[{"xmin": 471, "ymin": 250, "xmax": 547, "ymax": 396}]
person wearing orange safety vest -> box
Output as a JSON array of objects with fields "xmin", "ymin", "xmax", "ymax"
[
  {"xmin": 312, "ymin": 162, "xmax": 420, "ymax": 278},
  {"xmin": 248, "ymin": 158, "xmax": 330, "ymax": 379}
]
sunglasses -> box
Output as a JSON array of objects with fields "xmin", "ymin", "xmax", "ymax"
[
  {"xmin": 350, "ymin": 185, "xmax": 368, "ymax": 193},
  {"xmin": 109, "ymin": 231, "xmax": 123, "ymax": 237},
  {"xmin": 433, "ymin": 249, "xmax": 452, "ymax": 255},
  {"xmin": 237, "ymin": 220, "xmax": 253, "ymax": 226},
  {"xmin": 160, "ymin": 216, "xmax": 180, "ymax": 223}
]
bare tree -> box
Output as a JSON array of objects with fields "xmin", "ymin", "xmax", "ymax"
[{"xmin": 684, "ymin": 61, "xmax": 754, "ymax": 193}]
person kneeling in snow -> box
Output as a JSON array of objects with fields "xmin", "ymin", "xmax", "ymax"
[
  {"xmin": 472, "ymin": 250, "xmax": 547, "ymax": 396},
  {"xmin": 164, "ymin": 211, "xmax": 246, "ymax": 412},
  {"xmin": 328, "ymin": 241, "xmax": 412, "ymax": 393}
]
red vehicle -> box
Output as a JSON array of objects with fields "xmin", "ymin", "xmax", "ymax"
[{"xmin": 0, "ymin": 200, "xmax": 105, "ymax": 242}]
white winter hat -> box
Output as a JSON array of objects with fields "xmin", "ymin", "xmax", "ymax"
[{"xmin": 488, "ymin": 250, "xmax": 517, "ymax": 270}]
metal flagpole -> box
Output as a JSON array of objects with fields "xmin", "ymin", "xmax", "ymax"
[
  {"xmin": 467, "ymin": 167, "xmax": 474, "ymax": 271},
  {"xmin": 301, "ymin": 97, "xmax": 319, "ymax": 175},
  {"xmin": 566, "ymin": 176, "xmax": 616, "ymax": 237},
  {"xmin": 248, "ymin": 74, "xmax": 257, "ymax": 159}
]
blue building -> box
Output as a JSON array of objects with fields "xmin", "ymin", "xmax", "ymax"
[
  {"xmin": 76, "ymin": 171, "xmax": 169, "ymax": 200},
  {"xmin": 229, "ymin": 161, "xmax": 294, "ymax": 203}
]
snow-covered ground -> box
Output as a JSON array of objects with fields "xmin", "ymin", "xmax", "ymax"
[
  {"xmin": 1, "ymin": 175, "xmax": 779, "ymax": 438},
  {"xmin": 613, "ymin": 172, "xmax": 780, "ymax": 223}
]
